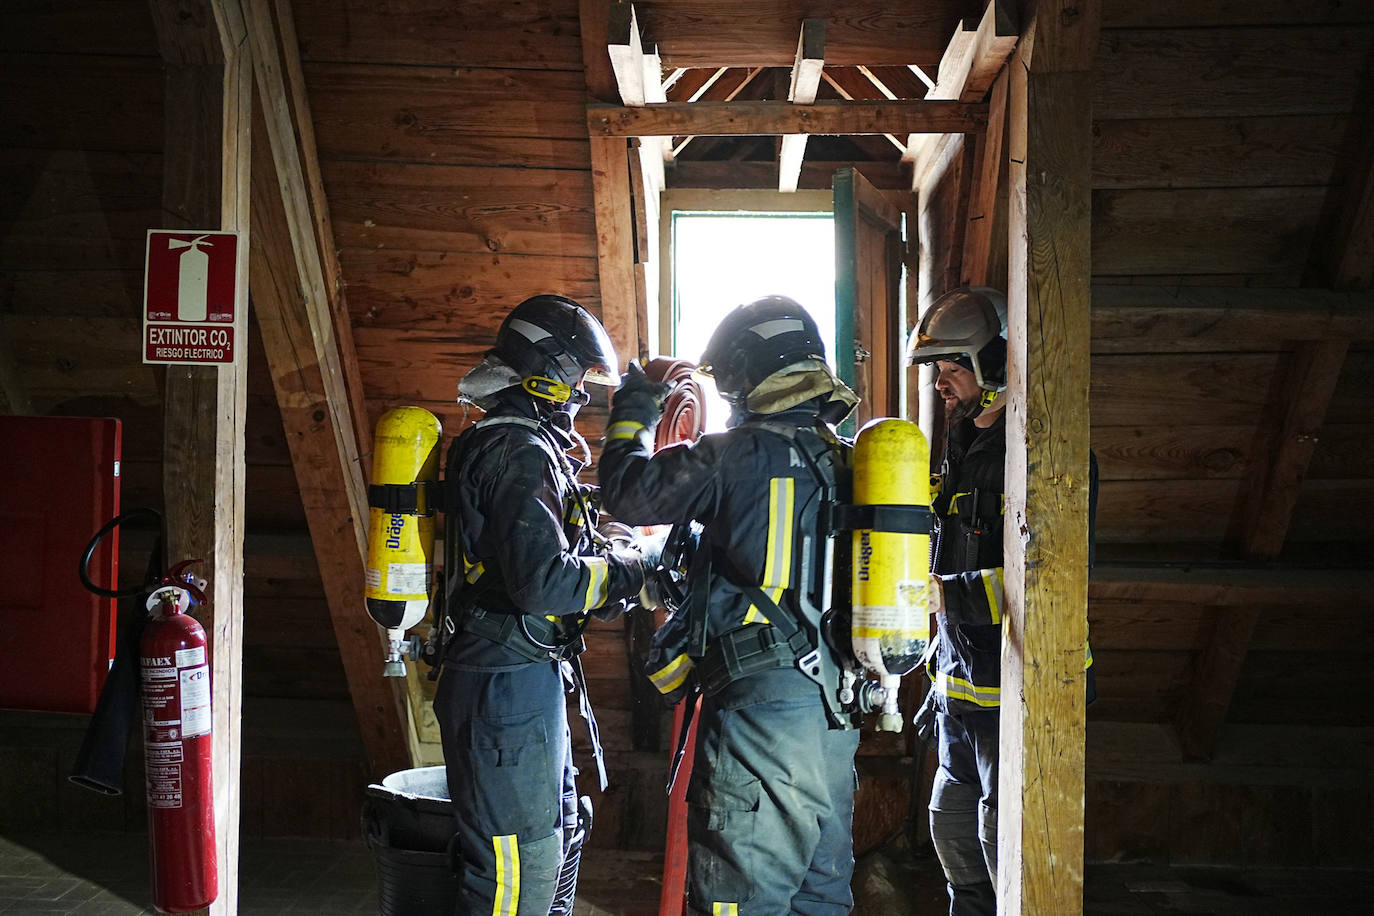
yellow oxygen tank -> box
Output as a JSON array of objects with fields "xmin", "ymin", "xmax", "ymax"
[
  {"xmin": 365, "ymin": 407, "xmax": 442, "ymax": 676},
  {"xmin": 850, "ymin": 417, "xmax": 931, "ymax": 730}
]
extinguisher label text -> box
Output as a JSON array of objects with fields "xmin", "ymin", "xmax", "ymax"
[
  {"xmin": 180, "ymin": 665, "xmax": 212, "ymax": 738},
  {"xmin": 176, "ymin": 645, "xmax": 205, "ymax": 668}
]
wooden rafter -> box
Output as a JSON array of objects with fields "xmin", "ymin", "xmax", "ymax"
[
  {"xmin": 671, "ymin": 65, "xmax": 763, "ymax": 158},
  {"xmin": 961, "ymin": 66, "xmax": 1010, "ymax": 288},
  {"xmin": 779, "ymin": 18, "xmax": 825, "ymax": 192},
  {"xmin": 820, "ymin": 70, "xmax": 906, "ymax": 154},
  {"xmin": 907, "ymin": 0, "xmax": 1019, "ymax": 188},
  {"xmin": 590, "ymin": 98, "xmax": 987, "ymax": 138},
  {"xmin": 243, "ymin": 0, "xmax": 410, "ymax": 779}
]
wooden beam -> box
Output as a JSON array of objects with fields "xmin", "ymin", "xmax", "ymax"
[
  {"xmin": 607, "ymin": 1, "xmax": 646, "ymax": 105},
  {"xmin": 149, "ymin": 1, "xmax": 250, "ymax": 912},
  {"xmin": 590, "ymin": 138, "xmax": 639, "ymax": 364},
  {"xmin": 1002, "ymin": 3, "xmax": 1099, "ymax": 913},
  {"xmin": 665, "ymin": 159, "xmax": 909, "ymax": 191},
  {"xmin": 604, "ymin": 5, "xmax": 667, "ymax": 193},
  {"xmin": 243, "ymin": 0, "xmax": 409, "ymax": 779},
  {"xmin": 1089, "ymin": 564, "xmax": 1374, "ymax": 605},
  {"xmin": 589, "ymin": 99, "xmax": 987, "ymax": 137},
  {"xmin": 907, "ymin": 0, "xmax": 1019, "ymax": 184},
  {"xmin": 960, "ymin": 66, "xmax": 1010, "ymax": 287},
  {"xmin": 1091, "ymin": 286, "xmax": 1374, "ymax": 341},
  {"xmin": 787, "ymin": 18, "xmax": 826, "ymax": 104},
  {"xmin": 779, "ymin": 18, "xmax": 826, "ymax": 193},
  {"xmin": 586, "ymin": 1, "xmax": 644, "ymax": 365}
]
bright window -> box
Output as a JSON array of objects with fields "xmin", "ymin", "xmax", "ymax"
[{"xmin": 669, "ymin": 211, "xmax": 835, "ymax": 430}]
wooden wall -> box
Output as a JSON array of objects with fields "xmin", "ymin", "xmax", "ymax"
[
  {"xmin": 0, "ymin": 0, "xmax": 365, "ymax": 840},
  {"xmin": 1083, "ymin": 1, "xmax": 1374, "ymax": 867},
  {"xmin": 5, "ymin": 0, "xmax": 1374, "ymax": 872}
]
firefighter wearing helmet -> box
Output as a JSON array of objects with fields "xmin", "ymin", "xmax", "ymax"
[
  {"xmin": 598, "ymin": 295, "xmax": 865, "ymax": 914},
  {"xmin": 438, "ymin": 294, "xmax": 652, "ymax": 915},
  {"xmin": 907, "ymin": 286, "xmax": 1096, "ymax": 916}
]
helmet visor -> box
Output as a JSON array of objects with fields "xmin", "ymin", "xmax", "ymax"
[{"xmin": 575, "ymin": 315, "xmax": 618, "ymax": 385}]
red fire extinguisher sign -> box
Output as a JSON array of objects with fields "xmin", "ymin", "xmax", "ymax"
[{"xmin": 141, "ymin": 229, "xmax": 240, "ymax": 366}]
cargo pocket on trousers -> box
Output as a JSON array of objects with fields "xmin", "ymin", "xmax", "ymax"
[
  {"xmin": 470, "ymin": 711, "xmax": 555, "ymax": 832},
  {"xmin": 685, "ymin": 766, "xmax": 760, "ymax": 908}
]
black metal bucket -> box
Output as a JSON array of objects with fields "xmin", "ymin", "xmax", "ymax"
[{"xmin": 363, "ymin": 766, "xmax": 458, "ymax": 916}]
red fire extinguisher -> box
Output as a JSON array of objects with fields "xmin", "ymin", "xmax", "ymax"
[
  {"xmin": 74, "ymin": 512, "xmax": 219, "ymax": 913},
  {"xmin": 139, "ymin": 559, "xmax": 217, "ymax": 913}
]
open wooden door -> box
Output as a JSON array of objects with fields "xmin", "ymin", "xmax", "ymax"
[{"xmin": 833, "ymin": 166, "xmax": 906, "ymax": 432}]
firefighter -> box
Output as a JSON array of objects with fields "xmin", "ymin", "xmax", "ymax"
[
  {"xmin": 438, "ymin": 294, "xmax": 650, "ymax": 915},
  {"xmin": 906, "ymin": 286, "xmax": 1096, "ymax": 916},
  {"xmin": 598, "ymin": 296, "xmax": 863, "ymax": 915}
]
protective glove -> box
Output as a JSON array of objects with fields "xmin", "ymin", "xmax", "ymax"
[
  {"xmin": 609, "ymin": 360, "xmax": 671, "ymax": 428},
  {"xmin": 634, "ymin": 527, "xmax": 673, "ymax": 612}
]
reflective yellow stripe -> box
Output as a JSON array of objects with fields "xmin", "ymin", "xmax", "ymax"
[
  {"xmin": 934, "ymin": 671, "xmax": 1001, "ymax": 707},
  {"xmin": 981, "ymin": 568, "xmax": 1003, "ymax": 624},
  {"xmin": 465, "ymin": 558, "xmax": 485, "ymax": 584},
  {"xmin": 744, "ymin": 477, "xmax": 793, "ymax": 625},
  {"xmin": 607, "ymin": 420, "xmax": 645, "ymax": 442},
  {"xmin": 649, "ymin": 653, "xmax": 694, "ymax": 695},
  {"xmin": 712, "ymin": 904, "xmax": 738, "ymax": 916},
  {"xmin": 1085, "ymin": 640, "xmax": 1094, "ymax": 670},
  {"xmin": 492, "ymin": 834, "xmax": 519, "ymax": 916},
  {"xmin": 583, "ymin": 556, "xmax": 609, "ymax": 611}
]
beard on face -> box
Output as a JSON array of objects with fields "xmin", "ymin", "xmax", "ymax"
[{"xmin": 943, "ymin": 389, "xmax": 979, "ymax": 425}]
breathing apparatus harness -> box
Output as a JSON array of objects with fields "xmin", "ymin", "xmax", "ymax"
[
  {"xmin": 687, "ymin": 419, "xmax": 858, "ymax": 729},
  {"xmin": 435, "ymin": 413, "xmax": 609, "ymax": 667}
]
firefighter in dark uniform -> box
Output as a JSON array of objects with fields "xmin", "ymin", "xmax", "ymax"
[
  {"xmin": 598, "ymin": 296, "xmax": 863, "ymax": 916},
  {"xmin": 906, "ymin": 286, "xmax": 1096, "ymax": 916},
  {"xmin": 438, "ymin": 294, "xmax": 650, "ymax": 916}
]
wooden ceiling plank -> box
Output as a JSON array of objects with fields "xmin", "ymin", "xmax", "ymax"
[
  {"xmin": 779, "ymin": 18, "xmax": 826, "ymax": 193},
  {"xmin": 149, "ymin": 2, "xmax": 251, "ymax": 912},
  {"xmin": 589, "ymin": 98, "xmax": 987, "ymax": 137},
  {"xmin": 243, "ymin": 0, "xmax": 409, "ymax": 779}
]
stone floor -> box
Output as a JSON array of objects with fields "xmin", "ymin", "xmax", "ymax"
[{"xmin": 3, "ymin": 831, "xmax": 1373, "ymax": 915}]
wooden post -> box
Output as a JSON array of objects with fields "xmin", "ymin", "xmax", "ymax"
[
  {"xmin": 1001, "ymin": 2, "xmax": 1099, "ymax": 913},
  {"xmin": 149, "ymin": 1, "xmax": 251, "ymax": 912}
]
